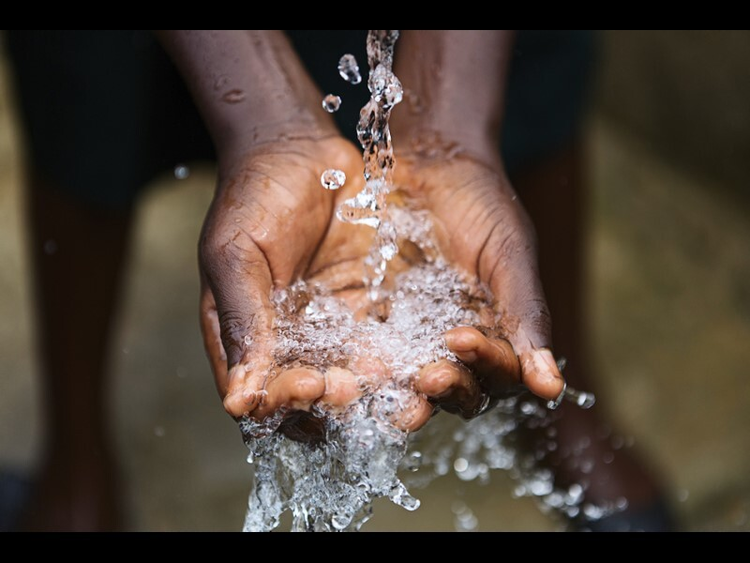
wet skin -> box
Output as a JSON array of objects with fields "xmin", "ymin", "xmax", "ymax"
[
  {"xmin": 160, "ymin": 31, "xmax": 563, "ymax": 435},
  {"xmin": 198, "ymin": 136, "xmax": 564, "ymax": 435}
]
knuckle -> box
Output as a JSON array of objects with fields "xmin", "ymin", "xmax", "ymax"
[{"xmin": 292, "ymin": 373, "xmax": 325, "ymax": 400}]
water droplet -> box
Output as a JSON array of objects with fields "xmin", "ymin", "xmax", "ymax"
[
  {"xmin": 568, "ymin": 483, "xmax": 584, "ymax": 503},
  {"xmin": 338, "ymin": 54, "xmax": 362, "ymax": 84},
  {"xmin": 615, "ymin": 496, "xmax": 629, "ymax": 510},
  {"xmin": 405, "ymin": 451, "xmax": 422, "ymax": 472},
  {"xmin": 583, "ymin": 503, "xmax": 604, "ymax": 520},
  {"xmin": 44, "ymin": 239, "xmax": 58, "ymax": 255},
  {"xmin": 176, "ymin": 367, "xmax": 187, "ymax": 379},
  {"xmin": 678, "ymin": 489, "xmax": 690, "ymax": 502},
  {"xmin": 322, "ymin": 94, "xmax": 341, "ymax": 113},
  {"xmin": 174, "ymin": 164, "xmax": 190, "ymax": 180},
  {"xmin": 453, "ymin": 458, "xmax": 469, "ymax": 473},
  {"xmin": 222, "ymin": 89, "xmax": 246, "ymax": 104},
  {"xmin": 529, "ymin": 478, "xmax": 553, "ymax": 496},
  {"xmin": 602, "ymin": 451, "xmax": 615, "ymax": 464},
  {"xmin": 453, "ymin": 503, "xmax": 479, "ymax": 532},
  {"xmin": 154, "ymin": 426, "xmax": 165, "ymax": 438},
  {"xmin": 331, "ymin": 513, "xmax": 351, "ymax": 530},
  {"xmin": 320, "ymin": 169, "xmax": 346, "ymax": 191}
]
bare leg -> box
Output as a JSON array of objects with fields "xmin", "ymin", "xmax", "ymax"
[
  {"xmin": 20, "ymin": 169, "xmax": 131, "ymax": 531},
  {"xmin": 513, "ymin": 144, "xmax": 663, "ymax": 511}
]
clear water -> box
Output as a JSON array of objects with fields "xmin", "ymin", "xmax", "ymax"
[
  {"xmin": 322, "ymin": 94, "xmax": 342, "ymax": 113},
  {"xmin": 320, "ymin": 168, "xmax": 346, "ymax": 191},
  {"xmin": 239, "ymin": 30, "xmax": 611, "ymax": 532},
  {"xmin": 338, "ymin": 53, "xmax": 362, "ymax": 85}
]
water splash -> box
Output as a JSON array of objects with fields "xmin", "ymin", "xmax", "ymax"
[
  {"xmin": 173, "ymin": 164, "xmax": 190, "ymax": 180},
  {"xmin": 338, "ymin": 53, "xmax": 362, "ymax": 84},
  {"xmin": 322, "ymin": 94, "xmax": 342, "ymax": 113},
  {"xmin": 320, "ymin": 169, "xmax": 346, "ymax": 191},
  {"xmin": 239, "ymin": 30, "xmax": 608, "ymax": 532},
  {"xmin": 242, "ymin": 209, "xmax": 492, "ymax": 531}
]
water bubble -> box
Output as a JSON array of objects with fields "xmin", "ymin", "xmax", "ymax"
[
  {"xmin": 580, "ymin": 459, "xmax": 594, "ymax": 474},
  {"xmin": 452, "ymin": 501, "xmax": 479, "ymax": 532},
  {"xmin": 244, "ymin": 335, "xmax": 253, "ymax": 347},
  {"xmin": 453, "ymin": 458, "xmax": 469, "ymax": 473},
  {"xmin": 405, "ymin": 451, "xmax": 422, "ymax": 472},
  {"xmin": 320, "ymin": 169, "xmax": 346, "ymax": 191},
  {"xmin": 154, "ymin": 426, "xmax": 165, "ymax": 438},
  {"xmin": 528, "ymin": 478, "xmax": 553, "ymax": 497},
  {"xmin": 602, "ymin": 452, "xmax": 615, "ymax": 464},
  {"xmin": 44, "ymin": 239, "xmax": 58, "ymax": 255},
  {"xmin": 583, "ymin": 503, "xmax": 604, "ymax": 520},
  {"xmin": 173, "ymin": 164, "xmax": 190, "ymax": 180},
  {"xmin": 677, "ymin": 489, "xmax": 690, "ymax": 502},
  {"xmin": 338, "ymin": 54, "xmax": 362, "ymax": 84},
  {"xmin": 176, "ymin": 367, "xmax": 187, "ymax": 379},
  {"xmin": 567, "ymin": 483, "xmax": 584, "ymax": 504},
  {"xmin": 322, "ymin": 94, "xmax": 341, "ymax": 113},
  {"xmin": 222, "ymin": 89, "xmax": 246, "ymax": 104}
]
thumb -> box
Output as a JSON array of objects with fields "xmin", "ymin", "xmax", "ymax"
[
  {"xmin": 482, "ymin": 220, "xmax": 565, "ymax": 402},
  {"xmin": 199, "ymin": 232, "xmax": 276, "ymax": 418}
]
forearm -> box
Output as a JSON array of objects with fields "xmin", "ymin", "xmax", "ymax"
[
  {"xmin": 391, "ymin": 30, "xmax": 515, "ymax": 164},
  {"xmin": 158, "ymin": 30, "xmax": 337, "ymax": 160}
]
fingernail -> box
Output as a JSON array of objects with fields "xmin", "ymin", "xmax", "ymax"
[{"xmin": 537, "ymin": 349, "xmax": 563, "ymax": 380}]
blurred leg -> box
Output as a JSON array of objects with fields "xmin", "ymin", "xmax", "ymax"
[
  {"xmin": 20, "ymin": 169, "xmax": 132, "ymax": 531},
  {"xmin": 513, "ymin": 143, "xmax": 663, "ymax": 511}
]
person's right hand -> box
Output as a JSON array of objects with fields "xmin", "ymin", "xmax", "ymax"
[{"xmin": 199, "ymin": 136, "xmax": 442, "ymax": 439}]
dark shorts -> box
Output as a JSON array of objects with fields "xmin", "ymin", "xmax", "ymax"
[{"xmin": 6, "ymin": 30, "xmax": 594, "ymax": 210}]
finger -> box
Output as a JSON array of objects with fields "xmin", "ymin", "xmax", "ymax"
[
  {"xmin": 201, "ymin": 276, "xmax": 269, "ymax": 417},
  {"xmin": 415, "ymin": 359, "xmax": 485, "ymax": 418},
  {"xmin": 200, "ymin": 223, "xmax": 275, "ymax": 365},
  {"xmin": 444, "ymin": 326, "xmax": 521, "ymax": 396},
  {"xmin": 200, "ymin": 215, "xmax": 279, "ymax": 415},
  {"xmin": 478, "ymin": 216, "xmax": 565, "ymax": 401},
  {"xmin": 395, "ymin": 397, "xmax": 433, "ymax": 432},
  {"xmin": 199, "ymin": 280, "xmax": 228, "ymax": 395},
  {"xmin": 321, "ymin": 367, "xmax": 361, "ymax": 407},
  {"xmin": 222, "ymin": 364, "xmax": 268, "ymax": 418},
  {"xmin": 251, "ymin": 367, "xmax": 326, "ymax": 421}
]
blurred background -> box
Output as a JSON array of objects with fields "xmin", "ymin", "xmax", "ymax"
[{"xmin": 0, "ymin": 30, "xmax": 748, "ymax": 531}]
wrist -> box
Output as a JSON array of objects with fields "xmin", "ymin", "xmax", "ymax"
[
  {"xmin": 218, "ymin": 116, "xmax": 338, "ymax": 165},
  {"xmin": 391, "ymin": 116, "xmax": 502, "ymax": 171}
]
